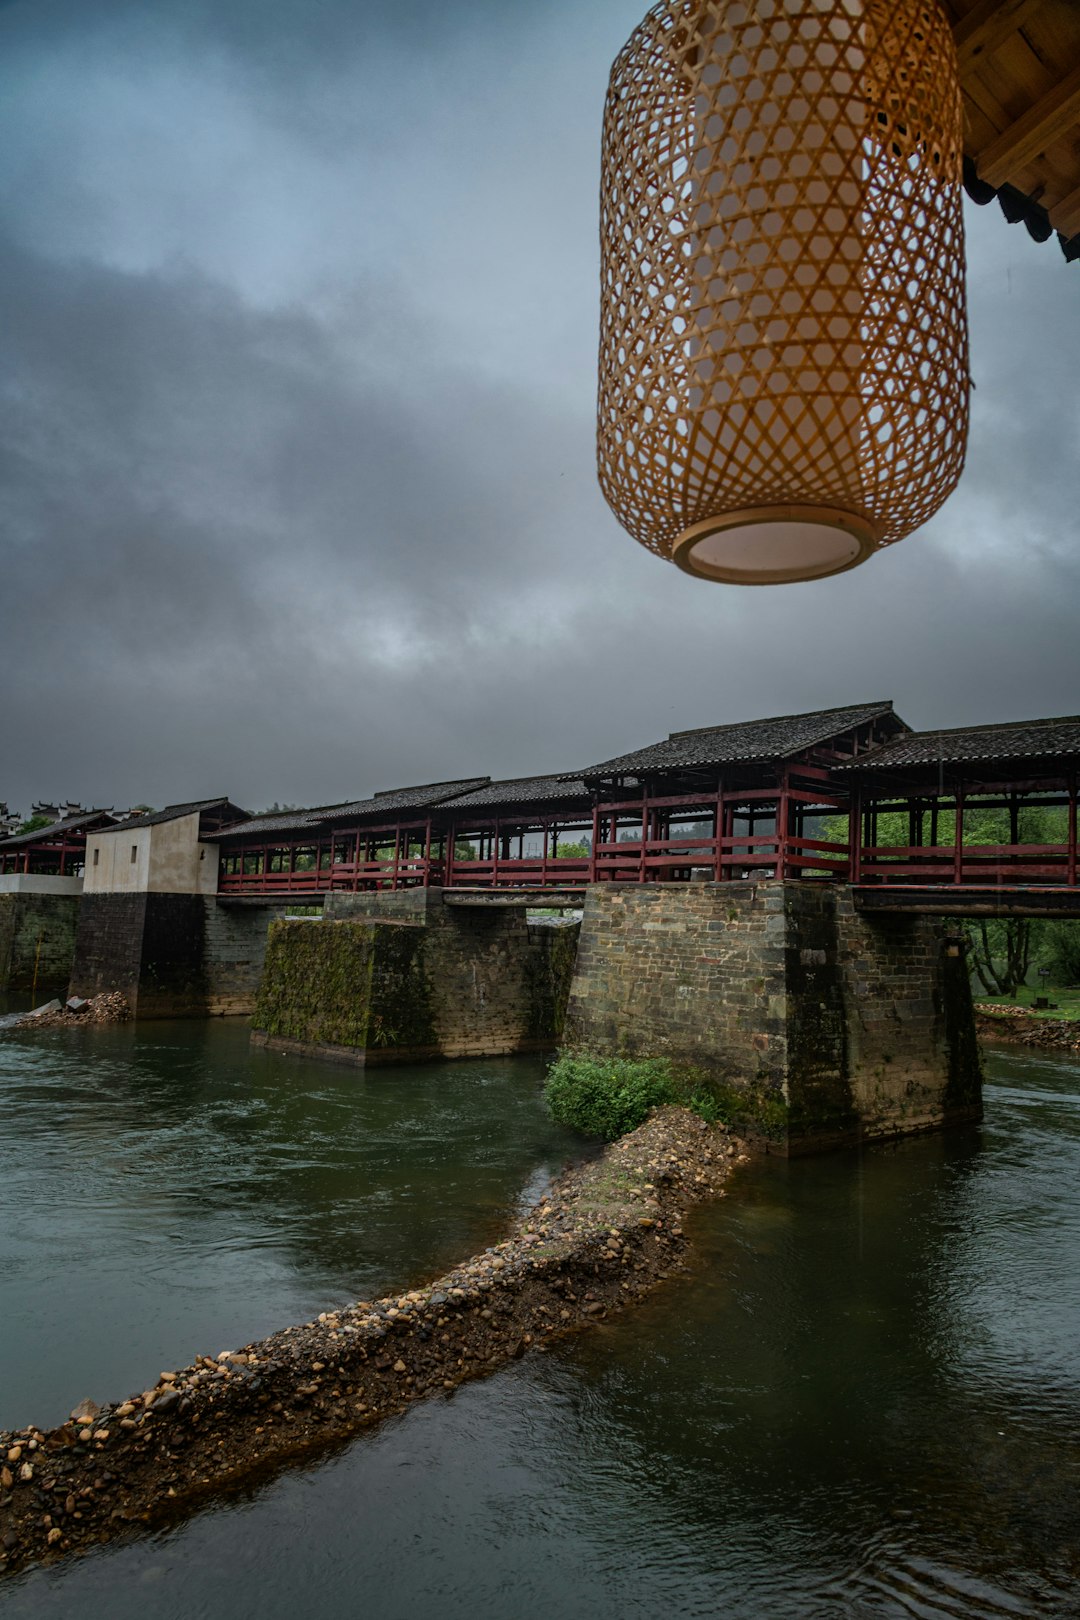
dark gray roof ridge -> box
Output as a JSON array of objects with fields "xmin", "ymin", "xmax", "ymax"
[
  {"xmin": 570, "ymin": 700, "xmax": 899, "ymax": 779},
  {"xmin": 875, "ymin": 713, "xmax": 1080, "ymax": 739},
  {"xmin": 837, "ymin": 714, "xmax": 1080, "ymax": 770},
  {"xmin": 105, "ymin": 798, "xmax": 244, "ymax": 832},
  {"xmin": 666, "ymin": 700, "xmax": 894, "ymax": 742},
  {"xmin": 0, "ymin": 809, "xmax": 117, "ymax": 850},
  {"xmin": 333, "ymin": 778, "xmax": 491, "ymax": 818},
  {"xmin": 372, "ymin": 777, "xmax": 490, "ymax": 801},
  {"xmin": 214, "ymin": 807, "xmax": 345, "ymax": 840},
  {"xmin": 445, "ymin": 774, "xmax": 592, "ymax": 809}
]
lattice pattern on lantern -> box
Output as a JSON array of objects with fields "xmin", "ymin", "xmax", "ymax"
[{"xmin": 597, "ymin": 0, "xmax": 969, "ymax": 584}]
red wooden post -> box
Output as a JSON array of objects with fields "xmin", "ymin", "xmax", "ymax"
[
  {"xmin": 714, "ymin": 785, "xmax": 724, "ymax": 883},
  {"xmin": 1069, "ymin": 772, "xmax": 1077, "ymax": 889},
  {"xmin": 849, "ymin": 785, "xmax": 862, "ymax": 883},
  {"xmin": 777, "ymin": 770, "xmax": 790, "ymax": 880},
  {"xmin": 589, "ymin": 804, "xmax": 599, "ymax": 884},
  {"xmin": 639, "ymin": 785, "xmax": 649, "ymax": 883},
  {"xmin": 953, "ymin": 782, "xmax": 964, "ymax": 886},
  {"xmin": 423, "ymin": 817, "xmax": 433, "ymax": 887}
]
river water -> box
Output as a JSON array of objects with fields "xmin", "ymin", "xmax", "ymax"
[{"xmin": 1, "ymin": 1015, "xmax": 1078, "ymax": 1618}]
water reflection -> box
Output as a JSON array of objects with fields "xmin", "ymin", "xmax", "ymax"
[{"xmin": 3, "ymin": 1038, "xmax": 1079, "ymax": 1618}]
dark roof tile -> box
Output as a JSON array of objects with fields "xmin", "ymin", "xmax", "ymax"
[
  {"xmin": 839, "ymin": 716, "xmax": 1080, "ymax": 771},
  {"xmin": 445, "ymin": 775, "xmax": 592, "ymax": 811},
  {"xmin": 214, "ymin": 808, "xmax": 341, "ymax": 841},
  {"xmin": 215, "ymin": 782, "xmax": 492, "ymax": 839},
  {"xmin": 105, "ymin": 798, "xmax": 245, "ymax": 832},
  {"xmin": 334, "ymin": 778, "xmax": 490, "ymax": 818},
  {"xmin": 0, "ymin": 810, "xmax": 117, "ymax": 850},
  {"xmin": 572, "ymin": 702, "xmax": 899, "ymax": 779}
]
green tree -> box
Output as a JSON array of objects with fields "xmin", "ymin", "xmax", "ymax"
[
  {"xmin": 1043, "ymin": 921, "xmax": 1080, "ymax": 986},
  {"xmin": 967, "ymin": 918, "xmax": 1035, "ymax": 998},
  {"xmin": 16, "ymin": 815, "xmax": 53, "ymax": 835},
  {"xmin": 869, "ymin": 799, "xmax": 1070, "ymax": 999}
]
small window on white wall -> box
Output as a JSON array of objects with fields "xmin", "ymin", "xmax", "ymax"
[
  {"xmin": 131, "ymin": 845, "xmax": 138, "ymax": 864},
  {"xmin": 93, "ymin": 849, "xmax": 100, "ymax": 867}
]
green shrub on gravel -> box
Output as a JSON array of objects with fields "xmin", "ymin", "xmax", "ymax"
[
  {"xmin": 544, "ymin": 1055, "xmax": 678, "ymax": 1140},
  {"xmin": 546, "ymin": 1054, "xmax": 789, "ymax": 1142}
]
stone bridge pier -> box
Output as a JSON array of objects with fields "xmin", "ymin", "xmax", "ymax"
[
  {"xmin": 0, "ymin": 876, "xmax": 83, "ymax": 996},
  {"xmin": 562, "ymin": 881, "xmax": 981, "ymax": 1153},
  {"xmin": 250, "ymin": 888, "xmax": 579, "ymax": 1064},
  {"xmin": 69, "ymin": 895, "xmax": 294, "ymax": 1018}
]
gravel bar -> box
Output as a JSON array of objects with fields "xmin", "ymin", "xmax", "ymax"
[{"xmin": 0, "ymin": 1106, "xmax": 746, "ymax": 1577}]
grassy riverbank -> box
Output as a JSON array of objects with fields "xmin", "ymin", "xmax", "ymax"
[{"xmin": 975, "ymin": 986, "xmax": 1080, "ymax": 1021}]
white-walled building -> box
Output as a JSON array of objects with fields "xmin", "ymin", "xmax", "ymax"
[{"xmin": 83, "ymin": 799, "xmax": 247, "ymax": 896}]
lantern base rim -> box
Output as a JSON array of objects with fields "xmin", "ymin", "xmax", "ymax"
[{"xmin": 672, "ymin": 506, "xmax": 880, "ymax": 586}]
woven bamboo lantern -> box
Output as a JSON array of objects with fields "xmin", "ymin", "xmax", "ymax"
[{"xmin": 597, "ymin": 0, "xmax": 969, "ymax": 584}]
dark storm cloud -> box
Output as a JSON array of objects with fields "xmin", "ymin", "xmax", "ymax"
[{"xmin": 2, "ymin": 0, "xmax": 1078, "ymax": 813}]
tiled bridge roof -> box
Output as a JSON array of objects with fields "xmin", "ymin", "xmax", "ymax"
[
  {"xmin": 571, "ymin": 701, "xmax": 900, "ymax": 781},
  {"xmin": 108, "ymin": 798, "xmax": 247, "ymax": 832},
  {"xmin": 838, "ymin": 716, "xmax": 1080, "ymax": 772},
  {"xmin": 447, "ymin": 775, "xmax": 591, "ymax": 811},
  {"xmin": 0, "ymin": 810, "xmax": 116, "ymax": 850},
  {"xmin": 336, "ymin": 779, "xmax": 491, "ymax": 819}
]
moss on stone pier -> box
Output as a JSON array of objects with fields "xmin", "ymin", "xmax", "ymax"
[{"xmin": 253, "ymin": 919, "xmax": 437, "ymax": 1055}]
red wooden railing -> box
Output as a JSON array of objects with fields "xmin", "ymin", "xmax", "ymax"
[
  {"xmin": 217, "ymin": 839, "xmax": 1080, "ymax": 896},
  {"xmin": 217, "ymin": 857, "xmax": 435, "ymax": 895},
  {"xmin": 856, "ymin": 843, "xmax": 1073, "ymax": 885},
  {"xmin": 590, "ymin": 833, "xmax": 850, "ymax": 882},
  {"xmin": 215, "ymin": 829, "xmax": 1079, "ymax": 899},
  {"xmin": 442, "ymin": 855, "xmax": 591, "ymax": 890}
]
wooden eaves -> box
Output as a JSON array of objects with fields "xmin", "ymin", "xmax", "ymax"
[{"xmin": 944, "ymin": 0, "xmax": 1080, "ymax": 260}]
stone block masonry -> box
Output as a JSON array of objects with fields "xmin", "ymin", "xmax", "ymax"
[
  {"xmin": 0, "ymin": 892, "xmax": 81, "ymax": 996},
  {"xmin": 203, "ymin": 901, "xmax": 290, "ymax": 1017},
  {"xmin": 251, "ymin": 889, "xmax": 579, "ymax": 1064},
  {"xmin": 563, "ymin": 881, "xmax": 981, "ymax": 1151},
  {"xmin": 69, "ymin": 895, "xmax": 292, "ymax": 1018},
  {"xmin": 67, "ymin": 893, "xmax": 147, "ymax": 1008},
  {"xmin": 834, "ymin": 890, "xmax": 981, "ymax": 1140},
  {"xmin": 253, "ymin": 918, "xmax": 436, "ymax": 1063},
  {"xmin": 564, "ymin": 882, "xmax": 790, "ymax": 1090}
]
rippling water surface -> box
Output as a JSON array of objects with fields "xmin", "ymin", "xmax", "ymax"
[
  {"xmin": 0, "ymin": 1016, "xmax": 581, "ymax": 1431},
  {"xmin": 2, "ymin": 1023, "xmax": 1079, "ymax": 1619}
]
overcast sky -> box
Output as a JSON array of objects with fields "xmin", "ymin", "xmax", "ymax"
[{"xmin": 2, "ymin": 0, "xmax": 1078, "ymax": 816}]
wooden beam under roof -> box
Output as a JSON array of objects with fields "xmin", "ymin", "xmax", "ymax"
[
  {"xmin": 976, "ymin": 64, "xmax": 1080, "ymax": 190},
  {"xmin": 953, "ymin": 0, "xmax": 1046, "ymax": 72},
  {"xmin": 942, "ymin": 0, "xmax": 1080, "ymax": 255}
]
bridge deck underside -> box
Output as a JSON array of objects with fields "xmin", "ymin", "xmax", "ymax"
[{"xmin": 853, "ymin": 886, "xmax": 1080, "ymax": 918}]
